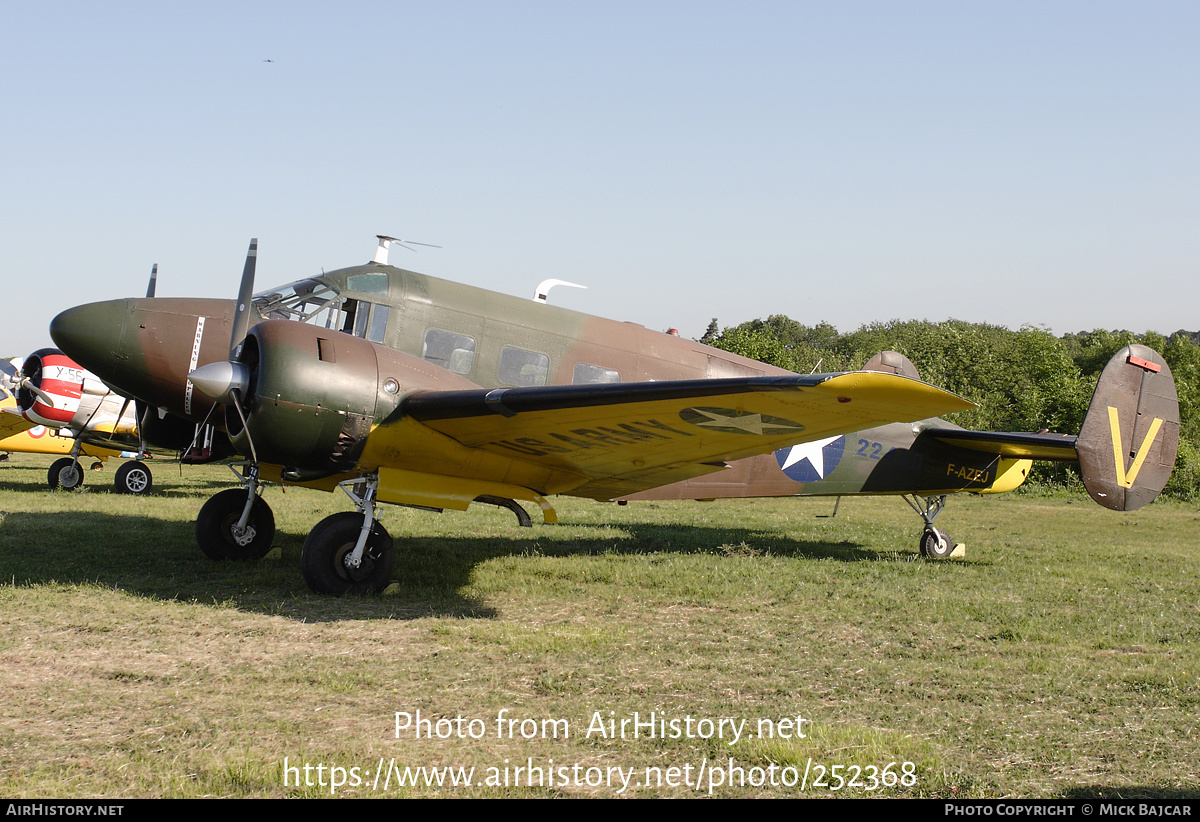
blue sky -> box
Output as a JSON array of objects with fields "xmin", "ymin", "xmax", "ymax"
[{"xmin": 4, "ymin": 1, "xmax": 1197, "ymax": 357}]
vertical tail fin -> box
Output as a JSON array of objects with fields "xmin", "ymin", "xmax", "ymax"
[{"xmin": 1076, "ymin": 345, "xmax": 1179, "ymax": 511}]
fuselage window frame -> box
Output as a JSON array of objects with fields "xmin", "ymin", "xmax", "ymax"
[
  {"xmin": 572, "ymin": 363, "xmax": 621, "ymax": 384},
  {"xmin": 498, "ymin": 346, "xmax": 550, "ymax": 387},
  {"xmin": 422, "ymin": 329, "xmax": 477, "ymax": 375}
]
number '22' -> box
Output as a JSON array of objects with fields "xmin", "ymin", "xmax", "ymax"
[{"xmin": 856, "ymin": 439, "xmax": 884, "ymax": 460}]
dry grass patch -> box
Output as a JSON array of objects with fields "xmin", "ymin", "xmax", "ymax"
[{"xmin": 0, "ymin": 454, "xmax": 1198, "ymax": 797}]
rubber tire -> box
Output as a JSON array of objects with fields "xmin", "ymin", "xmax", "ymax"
[
  {"xmin": 48, "ymin": 458, "xmax": 83, "ymax": 490},
  {"xmin": 195, "ymin": 488, "xmax": 276, "ymax": 561},
  {"xmin": 920, "ymin": 527, "xmax": 954, "ymax": 559},
  {"xmin": 301, "ymin": 512, "xmax": 396, "ymax": 596},
  {"xmin": 114, "ymin": 461, "xmax": 153, "ymax": 495}
]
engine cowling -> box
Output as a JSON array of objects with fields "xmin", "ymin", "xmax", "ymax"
[
  {"xmin": 18, "ymin": 349, "xmax": 93, "ymax": 428},
  {"xmin": 17, "ymin": 348, "xmax": 137, "ymax": 438},
  {"xmin": 223, "ymin": 320, "xmax": 481, "ymax": 475}
]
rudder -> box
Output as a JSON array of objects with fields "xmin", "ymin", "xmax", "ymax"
[{"xmin": 1076, "ymin": 344, "xmax": 1179, "ymax": 511}]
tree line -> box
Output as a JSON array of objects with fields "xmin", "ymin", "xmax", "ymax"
[{"xmin": 699, "ymin": 316, "xmax": 1200, "ymax": 499}]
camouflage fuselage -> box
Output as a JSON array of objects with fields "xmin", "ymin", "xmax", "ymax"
[{"xmin": 51, "ymin": 260, "xmax": 1008, "ymax": 500}]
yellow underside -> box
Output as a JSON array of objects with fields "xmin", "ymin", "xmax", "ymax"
[{"xmin": 263, "ymin": 371, "xmax": 974, "ymax": 519}]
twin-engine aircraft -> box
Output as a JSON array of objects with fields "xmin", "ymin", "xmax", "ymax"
[{"xmin": 47, "ymin": 237, "xmax": 1178, "ymax": 594}]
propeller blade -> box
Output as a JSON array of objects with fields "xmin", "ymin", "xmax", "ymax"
[
  {"xmin": 145, "ymin": 263, "xmax": 158, "ymax": 298},
  {"xmin": 230, "ymin": 239, "xmax": 258, "ymax": 359},
  {"xmin": 17, "ymin": 377, "xmax": 55, "ymax": 408}
]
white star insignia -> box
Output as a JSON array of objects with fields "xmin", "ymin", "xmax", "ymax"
[
  {"xmin": 780, "ymin": 435, "xmax": 840, "ymax": 476},
  {"xmin": 688, "ymin": 408, "xmax": 803, "ymax": 435}
]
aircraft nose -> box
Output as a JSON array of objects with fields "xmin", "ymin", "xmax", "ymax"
[{"xmin": 49, "ymin": 300, "xmax": 132, "ymax": 371}]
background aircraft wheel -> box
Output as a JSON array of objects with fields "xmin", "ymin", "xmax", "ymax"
[
  {"xmin": 302, "ymin": 512, "xmax": 396, "ymax": 596},
  {"xmin": 114, "ymin": 461, "xmax": 153, "ymax": 495},
  {"xmin": 48, "ymin": 458, "xmax": 83, "ymax": 490},
  {"xmin": 195, "ymin": 488, "xmax": 276, "ymax": 561},
  {"xmin": 920, "ymin": 527, "xmax": 954, "ymax": 559}
]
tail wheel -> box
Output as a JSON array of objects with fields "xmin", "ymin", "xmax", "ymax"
[
  {"xmin": 48, "ymin": 458, "xmax": 83, "ymax": 490},
  {"xmin": 195, "ymin": 488, "xmax": 276, "ymax": 560},
  {"xmin": 920, "ymin": 527, "xmax": 954, "ymax": 559},
  {"xmin": 114, "ymin": 461, "xmax": 153, "ymax": 495},
  {"xmin": 301, "ymin": 512, "xmax": 395, "ymax": 596}
]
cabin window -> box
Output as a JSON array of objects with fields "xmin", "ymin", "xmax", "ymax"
[
  {"xmin": 423, "ymin": 329, "xmax": 476, "ymax": 375},
  {"xmin": 498, "ymin": 347, "xmax": 549, "ymax": 387},
  {"xmin": 572, "ymin": 363, "xmax": 620, "ymax": 384}
]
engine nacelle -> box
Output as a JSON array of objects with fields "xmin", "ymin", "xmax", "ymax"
[
  {"xmin": 18, "ymin": 349, "xmax": 90, "ymax": 428},
  {"xmin": 225, "ymin": 321, "xmax": 481, "ymax": 474},
  {"xmin": 17, "ymin": 348, "xmax": 136, "ymax": 436}
]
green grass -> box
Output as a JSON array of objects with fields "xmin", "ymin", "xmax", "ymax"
[{"xmin": 0, "ymin": 453, "xmax": 1198, "ymax": 797}]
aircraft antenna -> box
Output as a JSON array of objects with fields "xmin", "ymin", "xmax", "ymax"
[
  {"xmin": 373, "ymin": 234, "xmax": 442, "ymax": 266},
  {"xmin": 533, "ymin": 279, "xmax": 587, "ymax": 303}
]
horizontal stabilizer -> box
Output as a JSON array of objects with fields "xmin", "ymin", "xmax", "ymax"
[{"xmin": 920, "ymin": 428, "xmax": 1079, "ymax": 461}]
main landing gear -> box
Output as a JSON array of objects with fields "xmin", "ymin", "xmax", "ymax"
[
  {"xmin": 194, "ymin": 468, "xmax": 397, "ymax": 595},
  {"xmin": 195, "ymin": 464, "xmax": 276, "ymax": 560},
  {"xmin": 903, "ymin": 494, "xmax": 959, "ymax": 559},
  {"xmin": 114, "ymin": 460, "xmax": 153, "ymax": 495},
  {"xmin": 47, "ymin": 452, "xmax": 154, "ymax": 495},
  {"xmin": 301, "ymin": 474, "xmax": 396, "ymax": 596},
  {"xmin": 48, "ymin": 457, "xmax": 84, "ymax": 490}
]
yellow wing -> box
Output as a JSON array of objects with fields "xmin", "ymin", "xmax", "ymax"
[
  {"xmin": 357, "ymin": 373, "xmax": 975, "ymax": 505},
  {"xmin": 0, "ymin": 405, "xmax": 39, "ymax": 439}
]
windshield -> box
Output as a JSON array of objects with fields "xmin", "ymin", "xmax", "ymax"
[{"xmin": 253, "ymin": 278, "xmax": 343, "ymax": 329}]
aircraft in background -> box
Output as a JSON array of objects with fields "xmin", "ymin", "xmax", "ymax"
[
  {"xmin": 2, "ymin": 350, "xmax": 152, "ymax": 493},
  {"xmin": 0, "ymin": 380, "xmax": 130, "ymax": 479},
  {"xmin": 621, "ymin": 347, "xmax": 1179, "ymax": 557},
  {"xmin": 0, "ymin": 264, "xmax": 216, "ymax": 494},
  {"xmin": 47, "ymin": 236, "xmax": 1177, "ymax": 593}
]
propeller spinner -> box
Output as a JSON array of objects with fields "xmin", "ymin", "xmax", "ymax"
[{"xmin": 187, "ymin": 238, "xmax": 259, "ymax": 406}]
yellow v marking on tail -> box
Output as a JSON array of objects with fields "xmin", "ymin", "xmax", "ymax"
[{"xmin": 1107, "ymin": 406, "xmax": 1164, "ymax": 488}]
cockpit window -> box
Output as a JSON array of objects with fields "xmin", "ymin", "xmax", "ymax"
[
  {"xmin": 253, "ymin": 279, "xmax": 344, "ymax": 329},
  {"xmin": 346, "ymin": 272, "xmax": 389, "ymax": 295}
]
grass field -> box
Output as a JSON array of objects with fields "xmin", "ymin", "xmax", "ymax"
[{"xmin": 0, "ymin": 452, "xmax": 1197, "ymax": 798}]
